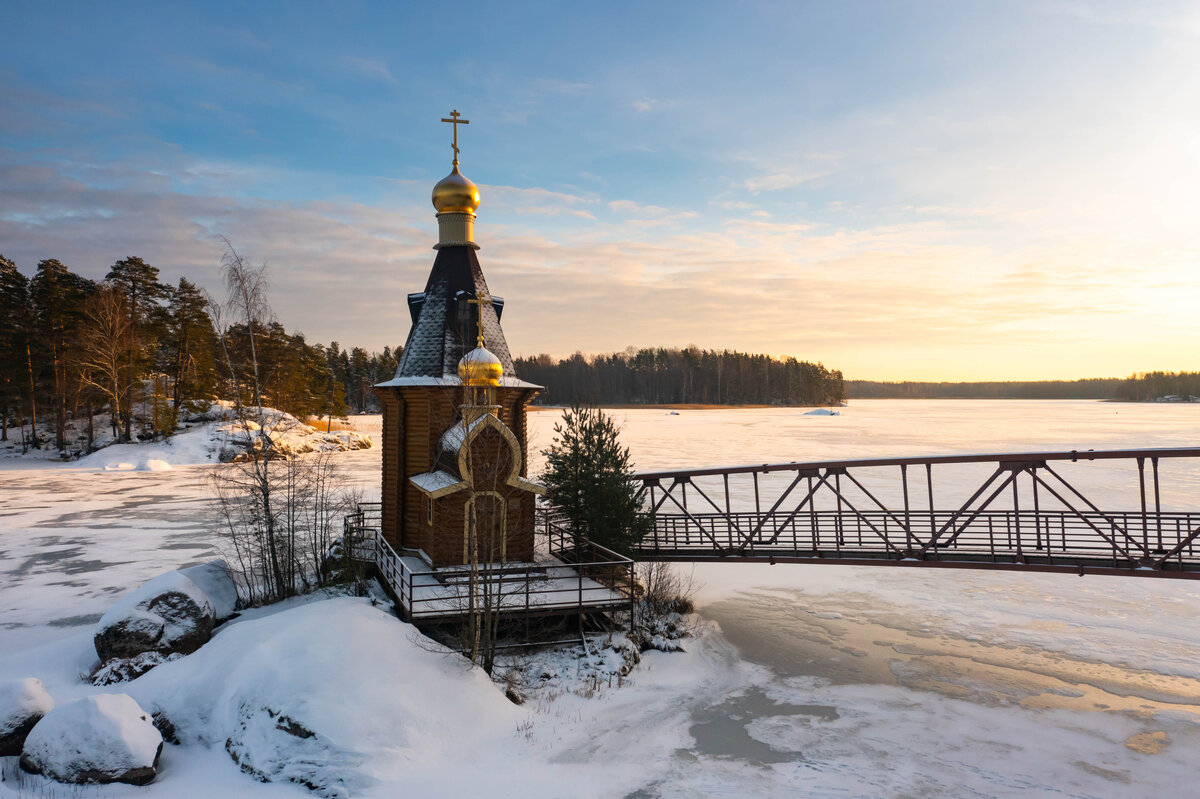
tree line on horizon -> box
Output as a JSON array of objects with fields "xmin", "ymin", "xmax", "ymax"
[
  {"xmin": 0, "ymin": 254, "xmax": 400, "ymax": 454},
  {"xmin": 515, "ymin": 348, "xmax": 846, "ymax": 407},
  {"xmin": 4, "ymin": 253, "xmax": 1189, "ymax": 457},
  {"xmin": 846, "ymin": 373, "xmax": 1200, "ymax": 401}
]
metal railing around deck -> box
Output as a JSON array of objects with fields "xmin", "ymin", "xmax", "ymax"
[
  {"xmin": 343, "ymin": 503, "xmax": 636, "ymax": 622},
  {"xmin": 634, "ymin": 447, "xmax": 1200, "ymax": 578}
]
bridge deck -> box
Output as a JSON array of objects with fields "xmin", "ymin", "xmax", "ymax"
[{"xmin": 633, "ymin": 447, "xmax": 1200, "ymax": 579}]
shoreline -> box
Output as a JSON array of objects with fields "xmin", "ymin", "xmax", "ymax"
[{"xmin": 528, "ymin": 403, "xmax": 830, "ymax": 411}]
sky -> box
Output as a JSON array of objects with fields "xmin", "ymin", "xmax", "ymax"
[{"xmin": 2, "ymin": 1, "xmax": 1198, "ymax": 381}]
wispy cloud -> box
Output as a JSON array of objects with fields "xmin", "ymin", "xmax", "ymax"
[
  {"xmin": 487, "ymin": 185, "xmax": 599, "ymax": 219},
  {"xmin": 341, "ymin": 56, "xmax": 398, "ymax": 84},
  {"xmin": 3, "ymin": 148, "xmax": 1195, "ymax": 381},
  {"xmin": 632, "ymin": 97, "xmax": 678, "ymax": 113},
  {"xmin": 741, "ymin": 170, "xmax": 830, "ymax": 193},
  {"xmin": 608, "ymin": 199, "xmax": 697, "ymax": 228},
  {"xmin": 531, "ymin": 78, "xmax": 592, "ymax": 95}
]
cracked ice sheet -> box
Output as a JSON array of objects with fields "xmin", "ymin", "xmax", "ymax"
[{"xmin": 0, "ymin": 419, "xmax": 384, "ymax": 653}]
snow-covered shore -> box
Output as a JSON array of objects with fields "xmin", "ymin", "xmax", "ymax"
[
  {"xmin": 3, "ymin": 402, "xmax": 1200, "ymax": 797},
  {"xmin": 1, "ymin": 403, "xmax": 370, "ymax": 471}
]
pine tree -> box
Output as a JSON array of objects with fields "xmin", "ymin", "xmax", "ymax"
[
  {"xmin": 106, "ymin": 256, "xmax": 169, "ymax": 439},
  {"xmin": 30, "ymin": 259, "xmax": 95, "ymax": 451},
  {"xmin": 542, "ymin": 405, "xmax": 650, "ymax": 555},
  {"xmin": 0, "ymin": 255, "xmax": 32, "ymax": 443},
  {"xmin": 165, "ymin": 277, "xmax": 217, "ymax": 411}
]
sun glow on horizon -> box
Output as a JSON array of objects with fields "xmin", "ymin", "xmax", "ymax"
[{"xmin": 2, "ymin": 1, "xmax": 1198, "ymax": 381}]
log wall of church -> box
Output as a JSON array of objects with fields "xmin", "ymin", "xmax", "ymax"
[{"xmin": 378, "ymin": 383, "xmax": 541, "ymax": 566}]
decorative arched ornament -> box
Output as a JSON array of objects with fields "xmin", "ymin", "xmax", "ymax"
[{"xmin": 409, "ymin": 412, "xmax": 545, "ymax": 499}]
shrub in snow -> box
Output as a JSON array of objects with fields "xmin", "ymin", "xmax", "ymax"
[
  {"xmin": 20, "ymin": 694, "xmax": 163, "ymax": 786},
  {"xmin": 0, "ymin": 678, "xmax": 55, "ymax": 756},
  {"xmin": 179, "ymin": 558, "xmax": 240, "ymax": 620},
  {"xmin": 94, "ymin": 570, "xmax": 215, "ymax": 663}
]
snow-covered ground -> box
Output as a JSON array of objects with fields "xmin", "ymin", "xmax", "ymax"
[
  {"xmin": 0, "ymin": 403, "xmax": 370, "ymax": 469},
  {"xmin": 2, "ymin": 401, "xmax": 1199, "ymax": 797}
]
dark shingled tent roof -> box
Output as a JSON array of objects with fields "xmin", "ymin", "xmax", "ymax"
[{"xmin": 394, "ymin": 245, "xmax": 516, "ymax": 380}]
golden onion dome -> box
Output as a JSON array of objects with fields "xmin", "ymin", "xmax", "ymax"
[
  {"xmin": 432, "ymin": 165, "xmax": 481, "ymax": 214},
  {"xmin": 458, "ymin": 345, "xmax": 503, "ymax": 387}
]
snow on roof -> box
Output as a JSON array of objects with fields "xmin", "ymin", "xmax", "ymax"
[
  {"xmin": 408, "ymin": 470, "xmax": 467, "ymax": 498},
  {"xmin": 374, "ymin": 375, "xmax": 541, "ymax": 389},
  {"xmin": 438, "ymin": 417, "xmax": 486, "ymax": 455}
]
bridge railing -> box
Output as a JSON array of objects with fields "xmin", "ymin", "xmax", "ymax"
[
  {"xmin": 633, "ymin": 447, "xmax": 1200, "ymax": 577},
  {"xmin": 342, "ymin": 503, "xmax": 635, "ymax": 621}
]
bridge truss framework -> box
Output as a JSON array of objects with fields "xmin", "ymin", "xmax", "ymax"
[{"xmin": 633, "ymin": 448, "xmax": 1200, "ymax": 579}]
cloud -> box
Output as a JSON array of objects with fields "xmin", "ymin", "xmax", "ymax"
[
  {"xmin": 632, "ymin": 97, "xmax": 678, "ymax": 113},
  {"xmin": 710, "ymin": 200, "xmax": 754, "ymax": 211},
  {"xmin": 607, "ymin": 199, "xmax": 697, "ymax": 228},
  {"xmin": 486, "ymin": 185, "xmax": 598, "ymax": 219},
  {"xmin": 531, "ymin": 78, "xmax": 592, "ymax": 95},
  {"xmin": 741, "ymin": 170, "xmax": 830, "ymax": 193},
  {"xmin": 4, "ymin": 140, "xmax": 1194, "ymax": 384},
  {"xmin": 341, "ymin": 56, "xmax": 398, "ymax": 84}
]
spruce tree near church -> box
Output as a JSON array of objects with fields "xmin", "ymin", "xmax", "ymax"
[{"xmin": 542, "ymin": 405, "xmax": 650, "ymax": 556}]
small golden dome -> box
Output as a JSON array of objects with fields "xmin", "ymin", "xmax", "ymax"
[
  {"xmin": 432, "ymin": 165, "xmax": 481, "ymax": 214},
  {"xmin": 458, "ymin": 345, "xmax": 503, "ymax": 387}
]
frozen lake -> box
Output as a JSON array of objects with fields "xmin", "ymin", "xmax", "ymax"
[
  {"xmin": 534, "ymin": 400, "xmax": 1200, "ymax": 796},
  {"xmin": 2, "ymin": 399, "xmax": 1199, "ymax": 797}
]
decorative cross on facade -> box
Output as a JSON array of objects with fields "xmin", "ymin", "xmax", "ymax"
[
  {"xmin": 440, "ymin": 109, "xmax": 470, "ymax": 165},
  {"xmin": 466, "ymin": 293, "xmax": 493, "ymax": 348}
]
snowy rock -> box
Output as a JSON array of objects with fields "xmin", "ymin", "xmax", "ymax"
[
  {"xmin": 211, "ymin": 404, "xmax": 372, "ymax": 463},
  {"xmin": 91, "ymin": 652, "xmax": 182, "ymax": 686},
  {"xmin": 179, "ymin": 558, "xmax": 240, "ymax": 620},
  {"xmin": 20, "ymin": 694, "xmax": 163, "ymax": 786},
  {"xmin": 0, "ymin": 678, "xmax": 55, "ymax": 756},
  {"xmin": 94, "ymin": 570, "xmax": 215, "ymax": 663},
  {"xmin": 129, "ymin": 598, "xmax": 519, "ymax": 797}
]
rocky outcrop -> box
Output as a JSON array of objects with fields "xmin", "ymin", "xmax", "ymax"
[
  {"xmin": 224, "ymin": 703, "xmax": 351, "ymax": 797},
  {"xmin": 20, "ymin": 694, "xmax": 163, "ymax": 786},
  {"xmin": 94, "ymin": 571, "xmax": 215, "ymax": 663},
  {"xmin": 91, "ymin": 652, "xmax": 182, "ymax": 686},
  {"xmin": 179, "ymin": 559, "xmax": 239, "ymax": 621},
  {"xmin": 198, "ymin": 402, "xmax": 372, "ymax": 463},
  {"xmin": 0, "ymin": 678, "xmax": 54, "ymax": 756}
]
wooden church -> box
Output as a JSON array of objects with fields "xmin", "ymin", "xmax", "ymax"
[{"xmin": 374, "ymin": 112, "xmax": 545, "ymax": 569}]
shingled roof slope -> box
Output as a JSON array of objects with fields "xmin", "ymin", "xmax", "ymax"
[{"xmin": 394, "ymin": 246, "xmax": 516, "ymax": 379}]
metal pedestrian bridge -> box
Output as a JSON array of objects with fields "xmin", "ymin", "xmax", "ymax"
[{"xmin": 632, "ymin": 447, "xmax": 1200, "ymax": 579}]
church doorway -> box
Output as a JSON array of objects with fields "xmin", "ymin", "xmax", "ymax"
[{"xmin": 464, "ymin": 493, "xmax": 506, "ymax": 564}]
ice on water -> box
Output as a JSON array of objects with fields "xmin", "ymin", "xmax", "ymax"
[{"xmin": 1, "ymin": 401, "xmax": 1198, "ymax": 797}]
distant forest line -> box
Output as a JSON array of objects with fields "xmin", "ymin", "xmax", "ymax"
[
  {"xmin": 0, "ymin": 253, "xmax": 400, "ymax": 453},
  {"xmin": 846, "ymin": 372, "xmax": 1200, "ymax": 401},
  {"xmin": 3, "ymin": 252, "xmax": 1192, "ymax": 457},
  {"xmin": 515, "ymin": 349, "xmax": 845, "ymax": 407}
]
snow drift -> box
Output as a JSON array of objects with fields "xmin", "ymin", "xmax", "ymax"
[
  {"xmin": 20, "ymin": 693, "xmax": 163, "ymax": 785},
  {"xmin": 0, "ymin": 678, "xmax": 55, "ymax": 756},
  {"xmin": 129, "ymin": 598, "xmax": 521, "ymax": 796}
]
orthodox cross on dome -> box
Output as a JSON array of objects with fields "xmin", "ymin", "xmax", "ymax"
[
  {"xmin": 466, "ymin": 293, "xmax": 493, "ymax": 348},
  {"xmin": 441, "ymin": 109, "xmax": 470, "ymax": 166}
]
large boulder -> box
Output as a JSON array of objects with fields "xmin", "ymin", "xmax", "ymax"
[
  {"xmin": 0, "ymin": 678, "xmax": 55, "ymax": 756},
  {"xmin": 94, "ymin": 570, "xmax": 215, "ymax": 663},
  {"xmin": 179, "ymin": 559, "xmax": 239, "ymax": 620},
  {"xmin": 20, "ymin": 694, "xmax": 163, "ymax": 786}
]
